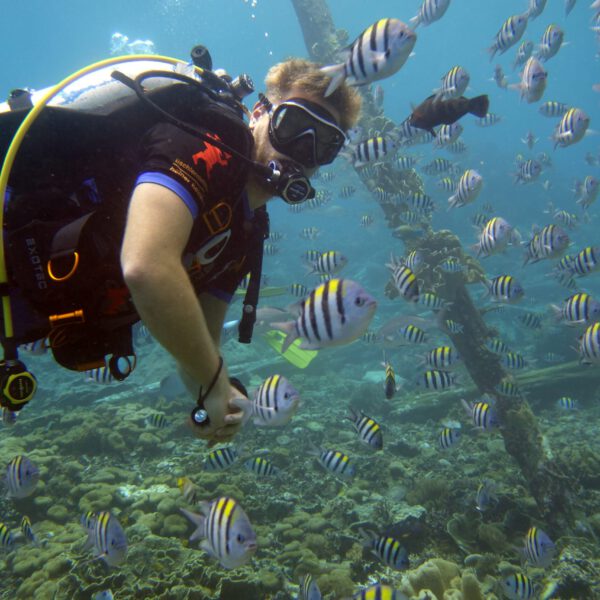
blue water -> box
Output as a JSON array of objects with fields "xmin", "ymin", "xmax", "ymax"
[{"xmin": 1, "ymin": 1, "xmax": 600, "ymax": 599}]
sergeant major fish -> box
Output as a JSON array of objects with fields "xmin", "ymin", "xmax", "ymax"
[
  {"xmin": 448, "ymin": 169, "xmax": 483, "ymax": 209},
  {"xmin": 359, "ymin": 529, "xmax": 410, "ymax": 570},
  {"xmin": 314, "ymin": 448, "xmax": 355, "ymax": 479},
  {"xmin": 410, "ymin": 0, "xmax": 451, "ymax": 29},
  {"xmin": 298, "ymin": 574, "xmax": 322, "ymax": 600},
  {"xmin": 235, "ymin": 375, "xmax": 300, "ymax": 427},
  {"xmin": 321, "ymin": 19, "xmax": 417, "ymax": 97},
  {"xmin": 553, "ymin": 108, "xmax": 590, "ymax": 149},
  {"xmin": 83, "ymin": 511, "xmax": 128, "ymax": 567},
  {"xmin": 180, "ymin": 497, "xmax": 257, "ymax": 569},
  {"xmin": 5, "ymin": 455, "xmax": 39, "ymax": 498},
  {"xmin": 435, "ymin": 65, "xmax": 469, "ymax": 100},
  {"xmin": 346, "ymin": 407, "xmax": 383, "ymax": 450},
  {"xmin": 272, "ymin": 279, "xmax": 377, "ymax": 352},
  {"xmin": 510, "ymin": 57, "xmax": 547, "ymax": 103},
  {"xmin": 488, "ymin": 13, "xmax": 529, "ymax": 60},
  {"xmin": 524, "ymin": 526, "xmax": 556, "ymax": 568}
]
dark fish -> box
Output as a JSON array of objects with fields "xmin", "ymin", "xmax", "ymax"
[{"xmin": 409, "ymin": 94, "xmax": 489, "ymax": 135}]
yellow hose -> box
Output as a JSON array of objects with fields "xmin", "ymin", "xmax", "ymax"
[{"xmin": 0, "ymin": 54, "xmax": 185, "ymax": 340}]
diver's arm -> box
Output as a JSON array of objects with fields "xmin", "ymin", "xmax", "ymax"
[
  {"xmin": 198, "ymin": 293, "xmax": 228, "ymax": 347},
  {"xmin": 121, "ymin": 182, "xmax": 242, "ymax": 440}
]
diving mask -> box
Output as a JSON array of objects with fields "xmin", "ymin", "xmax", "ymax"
[{"xmin": 268, "ymin": 97, "xmax": 346, "ymax": 168}]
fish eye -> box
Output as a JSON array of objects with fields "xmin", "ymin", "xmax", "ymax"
[
  {"xmin": 237, "ymin": 533, "xmax": 245, "ymax": 543},
  {"xmin": 355, "ymin": 296, "xmax": 366, "ymax": 306}
]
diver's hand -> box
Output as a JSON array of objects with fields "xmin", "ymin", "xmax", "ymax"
[{"xmin": 190, "ymin": 374, "xmax": 246, "ymax": 446}]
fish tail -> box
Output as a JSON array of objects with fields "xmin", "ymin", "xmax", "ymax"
[
  {"xmin": 409, "ymin": 15, "xmax": 422, "ymax": 29},
  {"xmin": 468, "ymin": 95, "xmax": 489, "ymax": 118},
  {"xmin": 487, "ymin": 45, "xmax": 498, "ymax": 62},
  {"xmin": 271, "ymin": 321, "xmax": 298, "ymax": 353},
  {"xmin": 320, "ymin": 63, "xmax": 346, "ymax": 98}
]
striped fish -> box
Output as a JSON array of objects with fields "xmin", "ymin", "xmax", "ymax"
[
  {"xmin": 422, "ymin": 158, "xmax": 453, "ymax": 175},
  {"xmin": 565, "ymin": 0, "xmax": 577, "ymax": 16},
  {"xmin": 85, "ymin": 366, "xmax": 114, "ymax": 384},
  {"xmin": 448, "ymin": 169, "xmax": 483, "ymax": 209},
  {"xmin": 273, "ymin": 279, "xmax": 377, "ymax": 352},
  {"xmin": 267, "ymin": 231, "xmax": 284, "ymax": 242},
  {"xmin": 386, "ymin": 256, "xmax": 419, "ymax": 302},
  {"xmin": 495, "ymin": 377, "xmax": 523, "ymax": 398},
  {"xmin": 360, "ymin": 529, "xmax": 409, "ymax": 570},
  {"xmin": 553, "ymin": 108, "xmax": 590, "ymax": 149},
  {"xmin": 290, "ymin": 283, "xmax": 310, "ymax": 298},
  {"xmin": 6, "ymin": 455, "xmax": 39, "ymax": 498},
  {"xmin": 409, "ymin": 192, "xmax": 436, "ymax": 213},
  {"xmin": 446, "ymin": 140, "xmax": 468, "ymax": 154},
  {"xmin": 537, "ymin": 24, "xmax": 564, "ymax": 62},
  {"xmin": 513, "ymin": 159, "xmax": 542, "ymax": 184},
  {"xmin": 569, "ymin": 246, "xmax": 600, "ymax": 276},
  {"xmin": 557, "ymin": 396, "xmax": 577, "ymax": 410},
  {"xmin": 489, "ymin": 13, "xmax": 529, "ymax": 60},
  {"xmin": 436, "ymin": 177, "xmax": 456, "ymax": 192},
  {"xmin": 553, "ymin": 209, "xmax": 578, "ymax": 229},
  {"xmin": 424, "ymin": 346, "xmax": 461, "ymax": 369},
  {"xmin": 395, "ymin": 155, "xmax": 419, "ymax": 170},
  {"xmin": 476, "ymin": 217, "xmax": 514, "ymax": 257},
  {"xmin": 299, "ymin": 574, "xmax": 322, "ymax": 600},
  {"xmin": 416, "ymin": 369, "xmax": 458, "ymax": 390},
  {"xmin": 309, "ymin": 251, "xmax": 347, "ymax": 275},
  {"xmin": 502, "ymin": 573, "xmax": 535, "ymax": 600},
  {"xmin": 404, "ymin": 250, "xmax": 424, "ymax": 272},
  {"xmin": 410, "ymin": 0, "xmax": 451, "ymax": 28},
  {"xmin": 435, "ymin": 65, "xmax": 470, "ymax": 100},
  {"xmin": 518, "ymin": 312, "xmax": 543, "ymax": 330},
  {"xmin": 485, "ymin": 338, "xmax": 511, "ymax": 354},
  {"xmin": 418, "ymin": 292, "xmax": 451, "ymax": 311},
  {"xmin": 245, "ymin": 374, "xmax": 300, "ymax": 427},
  {"xmin": 502, "ymin": 352, "xmax": 528, "ymax": 370},
  {"xmin": 513, "ymin": 40, "xmax": 534, "ymax": 70},
  {"xmin": 0, "ymin": 521, "xmax": 14, "ymax": 551},
  {"xmin": 524, "ymin": 526, "xmax": 556, "ymax": 568},
  {"xmin": 438, "ymin": 258, "xmax": 463, "ymax": 273},
  {"xmin": 180, "ymin": 497, "xmax": 257, "ymax": 569},
  {"xmin": 302, "ymin": 249, "xmax": 322, "ymax": 265},
  {"xmin": 439, "ymin": 427, "xmax": 461, "ymax": 449},
  {"xmin": 579, "ymin": 322, "xmax": 600, "ymax": 365},
  {"xmin": 263, "ymin": 243, "xmax": 279, "ymax": 256},
  {"xmin": 399, "ymin": 211, "xmax": 427, "ymax": 225},
  {"xmin": 244, "ymin": 457, "xmax": 280, "ymax": 477},
  {"xmin": 434, "ymin": 123, "xmax": 463, "ymax": 148},
  {"xmin": 512, "ymin": 57, "xmax": 547, "ymax": 103},
  {"xmin": 383, "ymin": 355, "xmax": 397, "ymax": 400},
  {"xmin": 352, "ymin": 585, "xmax": 407, "ymax": 600},
  {"xmin": 300, "ymin": 227, "xmax": 320, "ymax": 241},
  {"xmin": 443, "ymin": 319, "xmax": 464, "ymax": 334},
  {"xmin": 475, "ymin": 113, "xmax": 502, "ymax": 127},
  {"xmin": 469, "ymin": 400, "xmax": 499, "ymax": 430},
  {"xmin": 484, "ymin": 275, "xmax": 524, "ymax": 303},
  {"xmin": 575, "ymin": 177, "xmax": 599, "ymax": 210},
  {"xmin": 352, "ymin": 137, "xmax": 396, "ymax": 167},
  {"xmin": 523, "ymin": 224, "xmax": 569, "ymax": 265},
  {"xmin": 552, "ymin": 292, "xmax": 600, "ymax": 325},
  {"xmin": 539, "ymin": 101, "xmax": 569, "ymax": 118},
  {"xmin": 527, "ymin": 0, "xmax": 547, "ymax": 19},
  {"xmin": 20, "ymin": 516, "xmax": 38, "ymax": 545},
  {"xmin": 316, "ymin": 449, "xmax": 355, "ymax": 478},
  {"xmin": 146, "ymin": 413, "xmax": 169, "ymax": 428},
  {"xmin": 204, "ymin": 447, "xmax": 240, "ymax": 471},
  {"xmin": 396, "ymin": 324, "xmax": 428, "ymax": 344},
  {"xmin": 360, "ymin": 215, "xmax": 374, "ymax": 228},
  {"xmin": 346, "ymin": 408, "xmax": 383, "ymax": 450},
  {"xmin": 339, "ymin": 185, "xmax": 356, "ymax": 198},
  {"xmin": 88, "ymin": 511, "xmax": 128, "ymax": 567},
  {"xmin": 321, "ymin": 19, "xmax": 417, "ymax": 97}
]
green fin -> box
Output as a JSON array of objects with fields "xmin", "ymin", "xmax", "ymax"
[
  {"xmin": 262, "ymin": 330, "xmax": 318, "ymax": 369},
  {"xmin": 234, "ymin": 286, "xmax": 288, "ymax": 298}
]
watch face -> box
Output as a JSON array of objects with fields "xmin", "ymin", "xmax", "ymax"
[{"xmin": 192, "ymin": 408, "xmax": 209, "ymax": 425}]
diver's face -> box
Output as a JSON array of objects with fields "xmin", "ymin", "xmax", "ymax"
[{"xmin": 249, "ymin": 87, "xmax": 342, "ymax": 177}]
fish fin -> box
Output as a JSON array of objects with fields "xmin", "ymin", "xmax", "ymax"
[
  {"xmin": 320, "ymin": 63, "xmax": 346, "ymax": 97},
  {"xmin": 468, "ymin": 95, "xmax": 489, "ymax": 118},
  {"xmin": 409, "ymin": 15, "xmax": 421, "ymax": 29},
  {"xmin": 270, "ymin": 321, "xmax": 298, "ymax": 353},
  {"xmin": 179, "ymin": 508, "xmax": 206, "ymax": 543}
]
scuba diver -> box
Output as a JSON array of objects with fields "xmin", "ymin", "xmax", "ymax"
[{"xmin": 0, "ymin": 45, "xmax": 361, "ymax": 445}]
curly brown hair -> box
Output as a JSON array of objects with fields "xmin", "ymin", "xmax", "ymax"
[{"xmin": 265, "ymin": 58, "xmax": 361, "ymax": 131}]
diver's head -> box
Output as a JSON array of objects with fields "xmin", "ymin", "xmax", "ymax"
[{"xmin": 247, "ymin": 59, "xmax": 361, "ymax": 206}]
